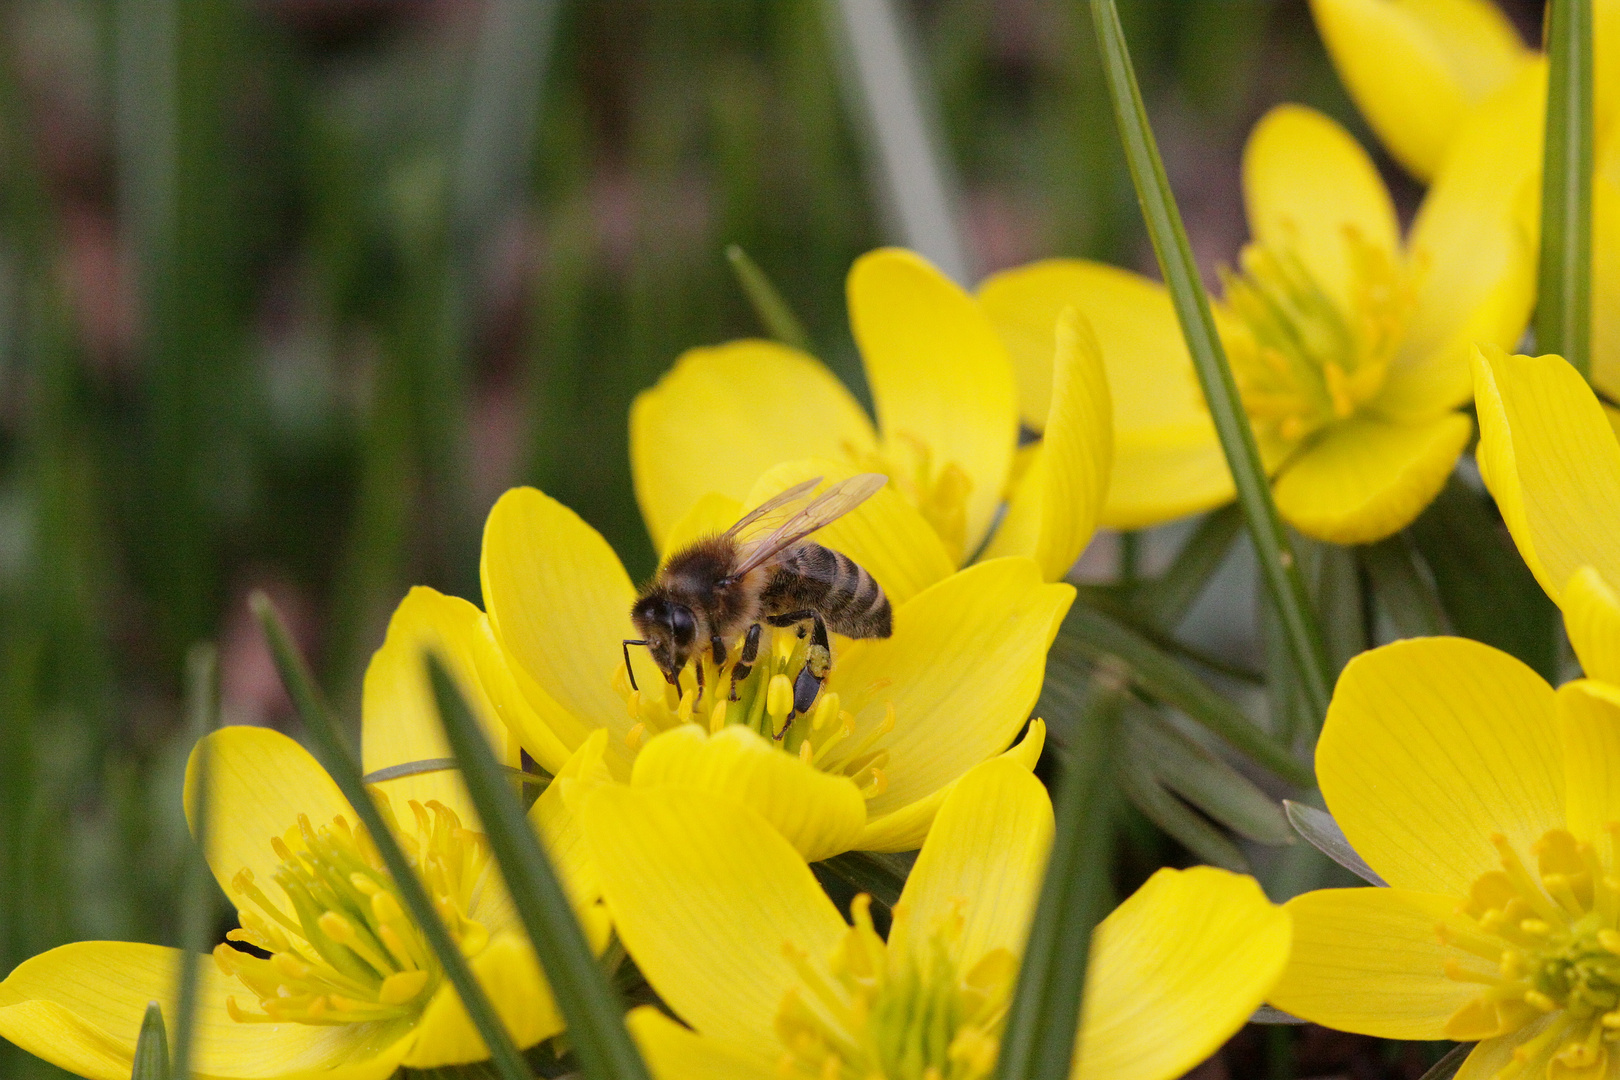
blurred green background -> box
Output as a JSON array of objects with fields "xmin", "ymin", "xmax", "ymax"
[{"xmin": 0, "ymin": 1, "xmax": 1539, "ymax": 1078}]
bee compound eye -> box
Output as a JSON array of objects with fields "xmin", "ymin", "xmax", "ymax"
[{"xmin": 669, "ymin": 604, "xmax": 696, "ymax": 646}]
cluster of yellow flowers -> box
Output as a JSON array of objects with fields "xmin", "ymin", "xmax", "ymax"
[{"xmin": 3, "ymin": 1, "xmax": 1620, "ymax": 1079}]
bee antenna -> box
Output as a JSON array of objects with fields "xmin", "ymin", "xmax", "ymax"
[{"xmin": 622, "ymin": 639, "xmax": 649, "ymax": 692}]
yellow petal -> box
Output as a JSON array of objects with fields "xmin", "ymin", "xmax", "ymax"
[
  {"xmin": 895, "ymin": 757, "xmax": 1052, "ymax": 967},
  {"xmin": 974, "ymin": 258, "xmax": 1234, "ymax": 528},
  {"xmin": 631, "ymin": 724, "xmax": 867, "ymax": 863},
  {"xmin": 467, "ymin": 610, "xmax": 574, "ymax": 776},
  {"xmin": 629, "ymin": 339, "xmax": 878, "ymax": 550},
  {"xmin": 184, "ymin": 726, "xmax": 352, "ymax": 916},
  {"xmin": 825, "ymin": 558, "xmax": 1073, "ymax": 820},
  {"xmin": 361, "ymin": 587, "xmax": 521, "ymax": 827},
  {"xmin": 981, "ymin": 308, "xmax": 1112, "ymax": 580},
  {"xmin": 659, "ymin": 492, "xmax": 744, "ymax": 566},
  {"xmin": 625, "ymin": 1006, "xmax": 775, "ymax": 1080},
  {"xmin": 741, "ymin": 459, "xmax": 955, "ymax": 606},
  {"xmin": 1242, "ymin": 105, "xmax": 1400, "ymax": 310},
  {"xmin": 1309, "ymin": 0, "xmax": 1530, "ymax": 181},
  {"xmin": 1566, "ymin": 567, "xmax": 1620, "ymax": 684},
  {"xmin": 528, "ymin": 728, "xmax": 614, "ymax": 911},
  {"xmin": 1266, "ymin": 888, "xmax": 1475, "ymax": 1039},
  {"xmin": 1557, "ymin": 680, "xmax": 1620, "ymax": 842},
  {"xmin": 1454, "ymin": 1019, "xmax": 1561, "ymax": 1080},
  {"xmin": 856, "ymin": 720, "xmax": 1044, "ymax": 853},
  {"xmin": 1077, "ymin": 867, "xmax": 1291, "ymax": 1080},
  {"xmin": 1379, "ymin": 63, "xmax": 1542, "ymax": 419},
  {"xmin": 848, "ymin": 248, "xmax": 1019, "ymax": 553},
  {"xmin": 1269, "ymin": 413, "xmax": 1472, "ymax": 544},
  {"xmin": 404, "ymin": 931, "xmax": 565, "ymax": 1068},
  {"xmin": 0, "ymin": 941, "xmax": 410, "ymax": 1080},
  {"xmin": 1473, "ymin": 347, "xmax": 1620, "ymax": 604},
  {"xmin": 1318, "ymin": 637, "xmax": 1564, "ymax": 896},
  {"xmin": 583, "ymin": 784, "xmax": 846, "ymax": 1060},
  {"xmin": 480, "ymin": 487, "xmax": 644, "ymax": 769}
]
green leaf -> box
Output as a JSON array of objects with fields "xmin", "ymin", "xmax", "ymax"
[
  {"xmin": 1359, "ymin": 534, "xmax": 1449, "ymax": 639},
  {"xmin": 1537, "ymin": 0, "xmax": 1594, "ymax": 379},
  {"xmin": 1283, "ymin": 800, "xmax": 1387, "ymax": 887},
  {"xmin": 250, "ymin": 594, "xmax": 535, "ymax": 1080},
  {"xmin": 813, "ymin": 850, "xmax": 914, "ymax": 910},
  {"xmin": 1126, "ymin": 708, "xmax": 1292, "ymax": 846},
  {"xmin": 1118, "ymin": 753, "xmax": 1248, "ymax": 872},
  {"xmin": 995, "ymin": 679, "xmax": 1122, "ymax": 1080},
  {"xmin": 1416, "ymin": 1043, "xmax": 1472, "ymax": 1080},
  {"xmin": 1088, "ymin": 0, "xmax": 1332, "ymax": 724},
  {"xmin": 131, "ymin": 1002, "xmax": 169, "ymax": 1080},
  {"xmin": 725, "ymin": 245, "xmax": 812, "ymax": 353},
  {"xmin": 425, "ymin": 654, "xmax": 652, "ymax": 1080},
  {"xmin": 1408, "ymin": 476, "xmax": 1559, "ymax": 682},
  {"xmin": 1131, "ymin": 505, "xmax": 1243, "ymax": 629},
  {"xmin": 171, "ymin": 644, "xmax": 220, "ymax": 1080},
  {"xmin": 1053, "ymin": 607, "xmax": 1312, "ymax": 788}
]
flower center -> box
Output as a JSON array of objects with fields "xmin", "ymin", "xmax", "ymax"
[
  {"xmin": 214, "ymin": 798, "xmax": 491, "ymax": 1026},
  {"xmin": 1441, "ymin": 827, "xmax": 1620, "ymax": 1080},
  {"xmin": 846, "ymin": 434, "xmax": 973, "ymax": 562},
  {"xmin": 616, "ymin": 629, "xmax": 895, "ymax": 799},
  {"xmin": 1220, "ymin": 231, "xmax": 1415, "ymax": 445},
  {"xmin": 776, "ymin": 894, "xmax": 1015, "ymax": 1080}
]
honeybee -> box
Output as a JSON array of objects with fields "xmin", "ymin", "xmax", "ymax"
[{"xmin": 624, "ymin": 474, "xmax": 893, "ymax": 726}]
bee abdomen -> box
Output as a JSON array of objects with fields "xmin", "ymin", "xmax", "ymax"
[{"xmin": 765, "ymin": 544, "xmax": 892, "ymax": 640}]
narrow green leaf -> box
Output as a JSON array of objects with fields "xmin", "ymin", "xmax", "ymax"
[
  {"xmin": 813, "ymin": 850, "xmax": 913, "ymax": 910},
  {"xmin": 1088, "ymin": 0, "xmax": 1332, "ymax": 723},
  {"xmin": 132, "ymin": 1002, "xmax": 169, "ymax": 1080},
  {"xmin": 1118, "ymin": 754, "xmax": 1249, "ymax": 872},
  {"xmin": 1054, "ymin": 608, "xmax": 1312, "ymax": 787},
  {"xmin": 425, "ymin": 655, "xmax": 652, "ymax": 1080},
  {"xmin": 1283, "ymin": 801, "xmax": 1387, "ymax": 887},
  {"xmin": 1416, "ymin": 1043, "xmax": 1471, "ymax": 1080},
  {"xmin": 171, "ymin": 643, "xmax": 220, "ymax": 1080},
  {"xmin": 250, "ymin": 595, "xmax": 535, "ymax": 1080},
  {"xmin": 1538, "ymin": 0, "xmax": 1594, "ymax": 378},
  {"xmin": 1072, "ymin": 585, "xmax": 1264, "ymax": 685},
  {"xmin": 1132, "ymin": 505, "xmax": 1243, "ymax": 628},
  {"xmin": 1127, "ymin": 708, "xmax": 1292, "ymax": 846},
  {"xmin": 995, "ymin": 679, "xmax": 1121, "ymax": 1080},
  {"xmin": 1408, "ymin": 476, "xmax": 1559, "ymax": 682},
  {"xmin": 1359, "ymin": 534, "xmax": 1449, "ymax": 639},
  {"xmin": 1251, "ymin": 1006, "xmax": 1308, "ymax": 1025},
  {"xmin": 725, "ymin": 245, "xmax": 812, "ymax": 353}
]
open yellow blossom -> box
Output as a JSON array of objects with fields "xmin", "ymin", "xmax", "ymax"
[
  {"xmin": 1267, "ymin": 633, "xmax": 1620, "ymax": 1080},
  {"xmin": 0, "ymin": 588, "xmax": 609, "ymax": 1080},
  {"xmin": 581, "ymin": 755, "xmax": 1290, "ymax": 1080},
  {"xmin": 630, "ymin": 247, "xmax": 1112, "ymax": 579},
  {"xmin": 1310, "ymin": 0, "xmax": 1620, "ymax": 425},
  {"xmin": 978, "ymin": 102, "xmax": 1535, "ymax": 544},
  {"xmin": 477, "ymin": 469, "xmax": 1074, "ymax": 858},
  {"xmin": 1474, "ymin": 346, "xmax": 1620, "ymax": 686}
]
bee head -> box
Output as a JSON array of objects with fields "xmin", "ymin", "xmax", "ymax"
[{"xmin": 629, "ymin": 593, "xmax": 697, "ymax": 684}]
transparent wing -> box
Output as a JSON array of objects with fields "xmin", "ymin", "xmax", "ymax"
[
  {"xmin": 722, "ymin": 476, "xmax": 822, "ymax": 543},
  {"xmin": 729, "ymin": 473, "xmax": 887, "ymax": 578}
]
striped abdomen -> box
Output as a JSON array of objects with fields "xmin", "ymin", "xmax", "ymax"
[{"xmin": 760, "ymin": 543, "xmax": 891, "ymax": 639}]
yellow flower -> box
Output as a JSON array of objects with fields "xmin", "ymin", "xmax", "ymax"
[
  {"xmin": 1473, "ymin": 345, "xmax": 1620, "ymax": 685},
  {"xmin": 0, "ymin": 588, "xmax": 610, "ymax": 1080},
  {"xmin": 1309, "ymin": 0, "xmax": 1620, "ymax": 426},
  {"xmin": 630, "ymin": 246, "xmax": 1112, "ymax": 579},
  {"xmin": 1266, "ymin": 633, "xmax": 1620, "ymax": 1080},
  {"xmin": 477, "ymin": 474, "xmax": 1074, "ymax": 858},
  {"xmin": 979, "ymin": 102, "xmax": 1536, "ymax": 544},
  {"xmin": 582, "ymin": 755, "xmax": 1291, "ymax": 1080}
]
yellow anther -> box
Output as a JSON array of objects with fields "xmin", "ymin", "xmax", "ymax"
[
  {"xmin": 799, "ymin": 741, "xmax": 813, "ymax": 765},
  {"xmin": 767, "ymin": 674, "xmax": 794, "ymax": 721},
  {"xmin": 378, "ymin": 969, "xmax": 431, "ymax": 1005},
  {"xmin": 626, "ymin": 688, "xmax": 641, "ymax": 720},
  {"xmin": 318, "ymin": 911, "xmax": 355, "ymax": 944},
  {"xmin": 626, "ymin": 721, "xmax": 647, "ymax": 750},
  {"xmin": 372, "ymin": 889, "xmax": 406, "ymax": 925},
  {"xmin": 675, "ymin": 687, "xmax": 695, "ymax": 725},
  {"xmin": 709, "ymin": 700, "xmax": 727, "ymax": 734},
  {"xmin": 1526, "ymin": 990, "xmax": 1559, "ymax": 1012},
  {"xmin": 811, "ymin": 693, "xmax": 839, "ymax": 732}
]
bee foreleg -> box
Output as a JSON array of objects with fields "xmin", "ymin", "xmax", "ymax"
[
  {"xmin": 622, "ymin": 639, "xmax": 648, "ymax": 692},
  {"xmin": 729, "ymin": 623, "xmax": 761, "ymax": 702},
  {"xmin": 693, "ymin": 656, "xmax": 705, "ymax": 707},
  {"xmin": 790, "ymin": 612, "xmax": 831, "ymax": 719},
  {"xmin": 711, "ymin": 634, "xmax": 727, "ymax": 667}
]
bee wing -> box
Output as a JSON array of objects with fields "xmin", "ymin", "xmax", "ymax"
[
  {"xmin": 728, "ymin": 473, "xmax": 887, "ymax": 578},
  {"xmin": 721, "ymin": 476, "xmax": 823, "ymax": 542}
]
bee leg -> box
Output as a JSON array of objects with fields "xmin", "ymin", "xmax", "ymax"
[
  {"xmin": 791, "ymin": 612, "xmax": 831, "ymax": 718},
  {"xmin": 729, "ymin": 623, "xmax": 761, "ymax": 701},
  {"xmin": 693, "ymin": 656, "xmax": 705, "ymax": 707},
  {"xmin": 711, "ymin": 635, "xmax": 727, "ymax": 667}
]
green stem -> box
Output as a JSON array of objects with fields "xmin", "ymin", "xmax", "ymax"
[
  {"xmin": 251, "ymin": 595, "xmax": 534, "ymax": 1080},
  {"xmin": 725, "ymin": 245, "xmax": 813, "ymax": 352},
  {"xmin": 1538, "ymin": 0, "xmax": 1594, "ymax": 378},
  {"xmin": 170, "ymin": 644, "xmax": 219, "ymax": 1080},
  {"xmin": 1087, "ymin": 0, "xmax": 1332, "ymax": 723}
]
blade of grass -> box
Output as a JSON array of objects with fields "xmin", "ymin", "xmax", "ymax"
[
  {"xmin": 1359, "ymin": 534, "xmax": 1449, "ymax": 638},
  {"xmin": 170, "ymin": 644, "xmax": 219, "ymax": 1080},
  {"xmin": 1416, "ymin": 1043, "xmax": 1471, "ymax": 1080},
  {"xmin": 813, "ymin": 850, "xmax": 913, "ymax": 910},
  {"xmin": 425, "ymin": 655, "xmax": 652, "ymax": 1080},
  {"xmin": 725, "ymin": 245, "xmax": 812, "ymax": 352},
  {"xmin": 250, "ymin": 594, "xmax": 534, "ymax": 1080},
  {"xmin": 995, "ymin": 676, "xmax": 1121, "ymax": 1080},
  {"xmin": 1537, "ymin": 0, "xmax": 1594, "ymax": 378},
  {"xmin": 1088, "ymin": 0, "xmax": 1332, "ymax": 724},
  {"xmin": 1128, "ymin": 708, "xmax": 1292, "ymax": 846},
  {"xmin": 1054, "ymin": 608, "xmax": 1311, "ymax": 787},
  {"xmin": 1118, "ymin": 755, "xmax": 1249, "ymax": 872},
  {"xmin": 1132, "ymin": 505, "xmax": 1243, "ymax": 628},
  {"xmin": 132, "ymin": 1002, "xmax": 170, "ymax": 1080}
]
